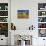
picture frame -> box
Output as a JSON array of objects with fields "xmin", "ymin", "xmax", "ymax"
[
  {"xmin": 38, "ymin": 29, "xmax": 46, "ymax": 37},
  {"xmin": 17, "ymin": 10, "xmax": 29, "ymax": 19}
]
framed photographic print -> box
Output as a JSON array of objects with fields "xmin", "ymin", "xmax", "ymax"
[
  {"xmin": 38, "ymin": 29, "xmax": 46, "ymax": 37},
  {"xmin": 0, "ymin": 23, "xmax": 8, "ymax": 37},
  {"xmin": 17, "ymin": 10, "xmax": 29, "ymax": 19},
  {"xmin": 0, "ymin": 17, "xmax": 8, "ymax": 22}
]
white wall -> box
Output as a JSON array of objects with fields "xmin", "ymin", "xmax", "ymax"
[
  {"xmin": 11, "ymin": 0, "xmax": 46, "ymax": 30},
  {"xmin": 11, "ymin": 0, "xmax": 46, "ymax": 46},
  {"xmin": 11, "ymin": 0, "xmax": 38, "ymax": 30}
]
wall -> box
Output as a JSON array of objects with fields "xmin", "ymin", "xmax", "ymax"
[
  {"xmin": 11, "ymin": 0, "xmax": 46, "ymax": 46},
  {"xmin": 11, "ymin": 0, "xmax": 38, "ymax": 30},
  {"xmin": 11, "ymin": 0, "xmax": 38, "ymax": 45},
  {"xmin": 11, "ymin": 0, "xmax": 46, "ymax": 30}
]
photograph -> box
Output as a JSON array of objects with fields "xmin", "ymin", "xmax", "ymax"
[
  {"xmin": 38, "ymin": 29, "xmax": 46, "ymax": 37},
  {"xmin": 0, "ymin": 11, "xmax": 8, "ymax": 16},
  {"xmin": 17, "ymin": 10, "xmax": 29, "ymax": 19},
  {"xmin": 0, "ymin": 23, "xmax": 8, "ymax": 37},
  {"xmin": 38, "ymin": 11, "xmax": 46, "ymax": 16},
  {"xmin": 38, "ymin": 17, "xmax": 46, "ymax": 22},
  {"xmin": 38, "ymin": 3, "xmax": 46, "ymax": 10},
  {"xmin": 38, "ymin": 23, "xmax": 46, "ymax": 28},
  {"xmin": 0, "ymin": 17, "xmax": 8, "ymax": 22}
]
